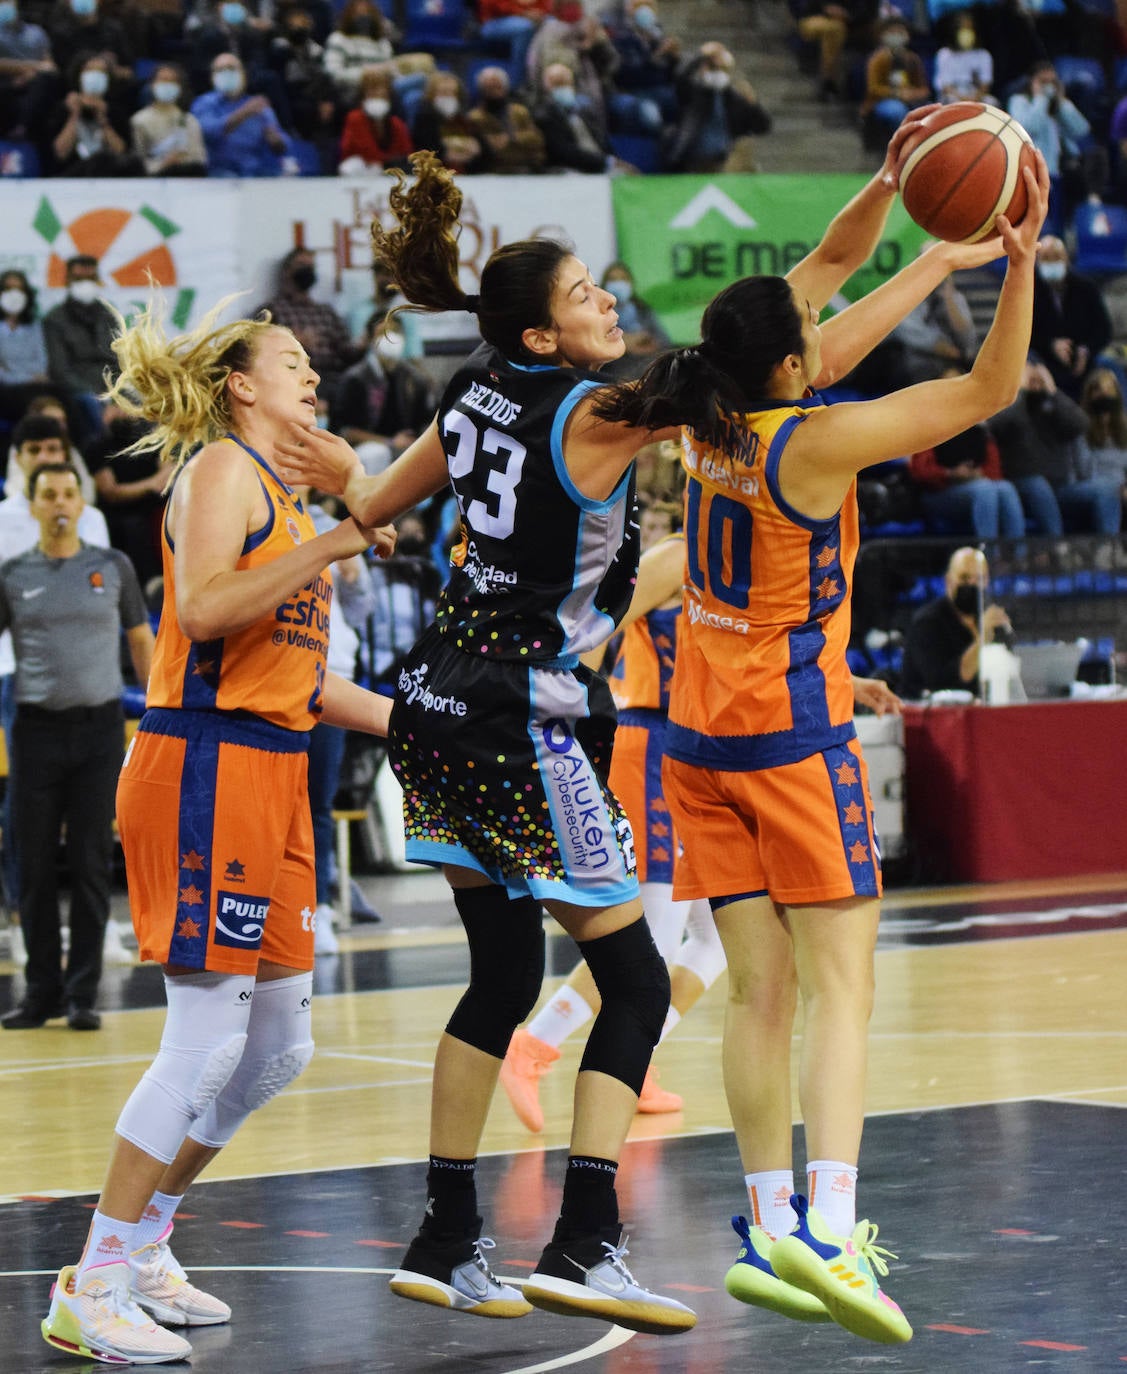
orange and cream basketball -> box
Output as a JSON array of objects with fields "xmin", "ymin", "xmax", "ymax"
[{"xmin": 897, "ymin": 102, "xmax": 1038, "ymax": 243}]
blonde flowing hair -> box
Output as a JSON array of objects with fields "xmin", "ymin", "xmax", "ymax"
[{"xmin": 104, "ymin": 294, "xmax": 284, "ymax": 470}]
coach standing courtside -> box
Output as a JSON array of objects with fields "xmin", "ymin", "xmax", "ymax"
[{"xmin": 0, "ymin": 461, "xmax": 153, "ymax": 1031}]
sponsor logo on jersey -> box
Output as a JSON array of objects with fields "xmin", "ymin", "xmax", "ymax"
[
  {"xmin": 459, "ymin": 380, "xmax": 523, "ymax": 427},
  {"xmin": 684, "ymin": 586, "xmax": 751, "ymax": 634},
  {"xmin": 276, "ymin": 571, "xmax": 331, "ymax": 656},
  {"xmin": 398, "ymin": 663, "xmax": 469, "ymax": 716},
  {"xmin": 542, "ymin": 719, "xmax": 612, "ymax": 872},
  {"xmin": 215, "ymin": 890, "xmax": 269, "ymax": 948},
  {"xmin": 461, "ymin": 538, "xmax": 518, "ymax": 595}
]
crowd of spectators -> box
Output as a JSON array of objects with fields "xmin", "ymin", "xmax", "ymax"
[
  {"xmin": 787, "ymin": 0, "xmax": 1127, "ymax": 235},
  {"xmin": 0, "ymin": 0, "xmax": 773, "ymax": 175}
]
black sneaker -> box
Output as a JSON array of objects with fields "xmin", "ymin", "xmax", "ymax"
[
  {"xmin": 66, "ymin": 1004, "xmax": 102, "ymax": 1031},
  {"xmin": 1, "ymin": 1002, "xmax": 62, "ymax": 1030},
  {"xmin": 525, "ymin": 1226, "xmax": 697, "ymax": 1335},
  {"xmin": 389, "ymin": 1229, "xmax": 531, "ymax": 1318}
]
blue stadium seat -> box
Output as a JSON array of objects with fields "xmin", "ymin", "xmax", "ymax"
[
  {"xmin": 0, "ymin": 140, "xmax": 40, "ymax": 177},
  {"xmin": 403, "ymin": 0, "xmax": 474, "ymax": 51},
  {"xmin": 288, "ymin": 138, "xmax": 325, "ymax": 175},
  {"xmin": 609, "ymin": 132, "xmax": 661, "ymax": 173},
  {"xmin": 1073, "ymin": 202, "xmax": 1127, "ymax": 275}
]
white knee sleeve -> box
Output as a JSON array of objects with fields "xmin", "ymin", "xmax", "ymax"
[
  {"xmin": 189, "ymin": 973, "xmax": 314, "ymax": 1149},
  {"xmin": 671, "ymin": 899, "xmax": 727, "ymax": 990},
  {"xmin": 115, "ymin": 972, "xmax": 255, "ymax": 1164},
  {"xmin": 641, "ymin": 882, "xmax": 692, "ymax": 964}
]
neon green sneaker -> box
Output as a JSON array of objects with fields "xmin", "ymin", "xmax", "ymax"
[
  {"xmin": 770, "ymin": 1194, "xmax": 912, "ymax": 1344},
  {"xmin": 724, "ymin": 1215, "xmax": 830, "ymax": 1323}
]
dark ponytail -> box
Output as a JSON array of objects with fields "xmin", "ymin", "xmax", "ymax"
[
  {"xmin": 371, "ymin": 150, "xmax": 573, "ymax": 363},
  {"xmin": 593, "ymin": 274, "xmax": 805, "ymax": 449}
]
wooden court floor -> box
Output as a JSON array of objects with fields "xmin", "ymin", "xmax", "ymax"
[{"xmin": 2, "ymin": 870, "xmax": 1127, "ymax": 1372}]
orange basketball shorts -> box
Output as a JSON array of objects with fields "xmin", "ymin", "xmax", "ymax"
[
  {"xmin": 117, "ymin": 708, "xmax": 316, "ymax": 975},
  {"xmin": 663, "ymin": 737, "xmax": 883, "ymax": 906},
  {"xmin": 609, "ymin": 709, "xmax": 677, "ymax": 886}
]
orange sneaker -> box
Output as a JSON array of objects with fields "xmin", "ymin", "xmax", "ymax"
[
  {"xmin": 499, "ymin": 1029, "xmax": 560, "ymax": 1132},
  {"xmin": 636, "ymin": 1066, "xmax": 683, "ymax": 1114}
]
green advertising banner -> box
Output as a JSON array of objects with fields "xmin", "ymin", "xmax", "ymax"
[{"xmin": 611, "ymin": 174, "xmax": 930, "ymax": 345}]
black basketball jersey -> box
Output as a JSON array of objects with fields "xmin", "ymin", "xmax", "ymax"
[{"xmin": 434, "ymin": 344, "xmax": 639, "ymax": 664}]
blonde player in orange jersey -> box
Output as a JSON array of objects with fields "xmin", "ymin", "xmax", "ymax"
[
  {"xmin": 40, "ymin": 300, "xmax": 396, "ymax": 1368},
  {"xmin": 593, "ymin": 155, "xmax": 1049, "ymax": 1345}
]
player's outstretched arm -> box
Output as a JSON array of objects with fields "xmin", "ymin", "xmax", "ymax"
[{"xmin": 786, "ymin": 108, "xmax": 939, "ymax": 310}]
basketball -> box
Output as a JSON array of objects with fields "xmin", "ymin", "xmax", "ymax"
[{"xmin": 897, "ymin": 103, "xmax": 1038, "ymax": 244}]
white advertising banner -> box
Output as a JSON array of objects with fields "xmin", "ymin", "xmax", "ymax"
[{"xmin": 0, "ymin": 176, "xmax": 617, "ymax": 345}]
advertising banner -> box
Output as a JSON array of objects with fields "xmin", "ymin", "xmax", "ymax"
[
  {"xmin": 611, "ymin": 174, "xmax": 930, "ymax": 344},
  {"xmin": 0, "ymin": 176, "xmax": 618, "ymax": 346}
]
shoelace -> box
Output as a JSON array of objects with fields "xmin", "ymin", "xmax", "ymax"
[
  {"xmin": 599, "ymin": 1235, "xmax": 641, "ymax": 1286},
  {"xmin": 89, "ymin": 1274, "xmax": 152, "ymax": 1329},
  {"xmin": 851, "ymin": 1222, "xmax": 898, "ymax": 1279},
  {"xmin": 470, "ymin": 1236, "xmax": 502, "ymax": 1281}
]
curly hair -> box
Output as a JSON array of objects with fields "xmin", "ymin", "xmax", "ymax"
[{"xmin": 104, "ymin": 295, "xmax": 286, "ymax": 470}]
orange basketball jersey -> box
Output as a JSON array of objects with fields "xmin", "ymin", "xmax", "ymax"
[
  {"xmin": 665, "ymin": 398, "xmax": 858, "ymax": 771},
  {"xmin": 147, "ymin": 435, "xmax": 331, "ymax": 732},
  {"xmin": 607, "ymin": 535, "xmax": 684, "ymax": 715}
]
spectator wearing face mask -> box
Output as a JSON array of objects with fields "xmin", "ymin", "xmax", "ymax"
[
  {"xmin": 991, "ymin": 356, "xmax": 1122, "ymax": 536},
  {"xmin": 188, "ymin": 0, "xmax": 292, "ymax": 129},
  {"xmin": 932, "ymin": 12, "xmax": 994, "ymax": 105},
  {"xmin": 258, "ymin": 247, "xmax": 359, "ymax": 407},
  {"xmin": 330, "ymin": 312, "xmax": 435, "ymax": 475},
  {"xmin": 272, "ymin": 6, "xmax": 339, "ymax": 155},
  {"xmin": 42, "ymin": 255, "xmax": 118, "ymax": 444},
  {"xmin": 1079, "ymin": 368, "xmax": 1127, "ymax": 506},
  {"xmin": 129, "ymin": 62, "xmax": 208, "ymax": 175},
  {"xmin": 49, "ymin": 54, "xmax": 141, "ymax": 175},
  {"xmin": 1030, "ymin": 236, "xmax": 1111, "ymax": 401},
  {"xmin": 0, "ymin": 0, "xmax": 61, "ymax": 155},
  {"xmin": 899, "ymin": 546, "xmax": 1012, "ymax": 700},
  {"xmin": 45, "ymin": 0, "xmax": 134, "ymax": 81},
  {"xmin": 411, "ymin": 70, "xmax": 483, "ymax": 173},
  {"xmin": 599, "ymin": 260, "xmax": 670, "ymax": 380},
  {"xmin": 533, "ymin": 61, "xmax": 619, "ymax": 172},
  {"xmin": 860, "ymin": 17, "xmax": 930, "ymax": 149},
  {"xmin": 338, "ymin": 66, "xmax": 413, "ymax": 174},
  {"xmin": 323, "ymin": 0, "xmax": 394, "ymax": 104},
  {"xmin": 467, "ymin": 64, "xmax": 545, "ymax": 173},
  {"xmin": 0, "ymin": 271, "xmax": 52, "ymax": 427},
  {"xmin": 663, "ymin": 40, "xmax": 770, "ymax": 173},
  {"xmin": 191, "ymin": 52, "xmax": 290, "ymax": 175},
  {"xmin": 527, "ymin": 0, "xmax": 625, "ymax": 140},
  {"xmin": 346, "ymin": 262, "xmax": 422, "ymax": 355},
  {"xmin": 1009, "ymin": 61, "xmax": 1100, "ymax": 221},
  {"xmin": 605, "ymin": 0, "xmax": 680, "ymax": 123}
]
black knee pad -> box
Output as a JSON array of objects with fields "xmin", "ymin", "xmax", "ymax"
[
  {"xmin": 445, "ymin": 887, "xmax": 546, "ymax": 1059},
  {"xmin": 579, "ymin": 917, "xmax": 671, "ymax": 1095}
]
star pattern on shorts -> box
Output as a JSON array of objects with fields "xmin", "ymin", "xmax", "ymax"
[
  {"xmin": 849, "ymin": 840, "xmax": 870, "ymax": 865},
  {"xmin": 815, "ymin": 575, "xmax": 840, "ymax": 601},
  {"xmin": 842, "ymin": 801, "xmax": 864, "ymax": 825},
  {"xmin": 815, "ymin": 545, "xmax": 837, "ymax": 569},
  {"xmin": 178, "ymin": 884, "xmax": 203, "ymax": 906},
  {"xmin": 180, "ymin": 850, "xmax": 206, "ymax": 871},
  {"xmin": 176, "ymin": 916, "xmax": 202, "ymax": 939},
  {"xmin": 835, "ymin": 761, "xmax": 859, "ymax": 786}
]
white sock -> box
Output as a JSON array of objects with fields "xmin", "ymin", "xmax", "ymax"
[
  {"xmin": 657, "ymin": 1005, "xmax": 682, "ymax": 1046},
  {"xmin": 131, "ymin": 1189, "xmax": 184, "ymax": 1253},
  {"xmin": 78, "ymin": 1210, "xmax": 139, "ymax": 1279},
  {"xmin": 745, "ymin": 1170, "xmax": 795, "ymax": 1241},
  {"xmin": 527, "ymin": 986, "xmax": 594, "ymax": 1050},
  {"xmin": 807, "ymin": 1159, "xmax": 858, "ymax": 1237}
]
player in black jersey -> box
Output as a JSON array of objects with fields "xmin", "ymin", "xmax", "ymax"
[{"xmin": 276, "ymin": 145, "xmax": 930, "ymax": 1337}]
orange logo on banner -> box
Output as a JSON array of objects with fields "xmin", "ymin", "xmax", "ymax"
[{"xmin": 46, "ymin": 208, "xmax": 177, "ymax": 289}]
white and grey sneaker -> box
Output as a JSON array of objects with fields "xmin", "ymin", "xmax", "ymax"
[
  {"xmin": 525, "ymin": 1228, "xmax": 697, "ymax": 1335},
  {"xmin": 131, "ymin": 1225, "xmax": 231, "ymax": 1326},
  {"xmin": 390, "ymin": 1233, "xmax": 532, "ymax": 1318}
]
